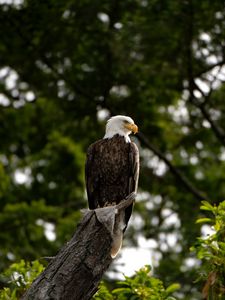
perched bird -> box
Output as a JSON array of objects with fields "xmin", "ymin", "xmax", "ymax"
[{"xmin": 85, "ymin": 115, "xmax": 139, "ymax": 257}]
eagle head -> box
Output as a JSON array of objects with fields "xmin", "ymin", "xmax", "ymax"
[{"xmin": 104, "ymin": 115, "xmax": 138, "ymax": 142}]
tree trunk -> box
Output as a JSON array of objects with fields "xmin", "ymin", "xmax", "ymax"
[
  {"xmin": 21, "ymin": 193, "xmax": 135, "ymax": 300},
  {"xmin": 22, "ymin": 211, "xmax": 112, "ymax": 300}
]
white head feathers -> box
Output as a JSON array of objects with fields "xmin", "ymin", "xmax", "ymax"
[{"xmin": 104, "ymin": 115, "xmax": 138, "ymax": 143}]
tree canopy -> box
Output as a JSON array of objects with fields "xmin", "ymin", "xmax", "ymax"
[{"xmin": 0, "ymin": 0, "xmax": 225, "ymax": 299}]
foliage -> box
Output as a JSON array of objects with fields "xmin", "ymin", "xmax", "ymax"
[
  {"xmin": 0, "ymin": 199, "xmax": 59, "ymax": 268},
  {"xmin": 1, "ymin": 200, "xmax": 225, "ymax": 299},
  {"xmin": 0, "ymin": 262, "xmax": 180, "ymax": 300},
  {"xmin": 191, "ymin": 200, "xmax": 225, "ymax": 299},
  {"xmin": 94, "ymin": 282, "xmax": 114, "ymax": 300},
  {"xmin": 0, "ymin": 260, "xmax": 44, "ymax": 299},
  {"xmin": 94, "ymin": 266, "xmax": 180, "ymax": 300}
]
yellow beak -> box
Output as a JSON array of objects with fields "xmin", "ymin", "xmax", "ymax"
[{"xmin": 124, "ymin": 123, "xmax": 138, "ymax": 134}]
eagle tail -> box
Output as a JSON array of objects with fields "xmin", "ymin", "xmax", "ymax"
[
  {"xmin": 111, "ymin": 209, "xmax": 126, "ymax": 258},
  {"xmin": 111, "ymin": 230, "xmax": 123, "ymax": 258}
]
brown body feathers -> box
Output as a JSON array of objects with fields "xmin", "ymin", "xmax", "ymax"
[{"xmin": 85, "ymin": 134, "xmax": 139, "ymax": 228}]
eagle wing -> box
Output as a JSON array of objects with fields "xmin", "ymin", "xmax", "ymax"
[
  {"xmin": 125, "ymin": 141, "xmax": 139, "ymax": 227},
  {"xmin": 85, "ymin": 142, "xmax": 99, "ymax": 209},
  {"xmin": 85, "ymin": 139, "xmax": 139, "ymax": 216},
  {"xmin": 129, "ymin": 142, "xmax": 139, "ymax": 194}
]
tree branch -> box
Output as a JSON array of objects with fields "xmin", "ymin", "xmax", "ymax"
[
  {"xmin": 21, "ymin": 193, "xmax": 136, "ymax": 300},
  {"xmin": 195, "ymin": 60, "xmax": 225, "ymax": 78},
  {"xmin": 137, "ymin": 132, "xmax": 207, "ymax": 201},
  {"xmin": 200, "ymin": 104, "xmax": 225, "ymax": 145},
  {"xmin": 184, "ymin": 0, "xmax": 225, "ymax": 147},
  {"xmin": 191, "ymin": 81, "xmax": 225, "ymax": 146}
]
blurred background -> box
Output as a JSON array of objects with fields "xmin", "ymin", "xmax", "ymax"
[{"xmin": 0, "ymin": 0, "xmax": 225, "ymax": 299}]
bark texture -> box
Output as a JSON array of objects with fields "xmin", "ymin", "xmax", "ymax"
[
  {"xmin": 21, "ymin": 211, "xmax": 112, "ymax": 300},
  {"xmin": 22, "ymin": 193, "xmax": 135, "ymax": 300}
]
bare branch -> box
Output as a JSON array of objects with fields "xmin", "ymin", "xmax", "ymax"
[
  {"xmin": 22, "ymin": 193, "xmax": 136, "ymax": 300},
  {"xmin": 22, "ymin": 210, "xmax": 111, "ymax": 300},
  {"xmin": 191, "ymin": 81, "xmax": 225, "ymax": 146},
  {"xmin": 137, "ymin": 132, "xmax": 207, "ymax": 201},
  {"xmin": 195, "ymin": 60, "xmax": 225, "ymax": 78},
  {"xmin": 184, "ymin": 0, "xmax": 225, "ymax": 147},
  {"xmin": 188, "ymin": 63, "xmax": 225, "ymax": 146}
]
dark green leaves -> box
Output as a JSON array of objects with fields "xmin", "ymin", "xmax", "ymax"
[{"xmin": 94, "ymin": 265, "xmax": 180, "ymax": 300}]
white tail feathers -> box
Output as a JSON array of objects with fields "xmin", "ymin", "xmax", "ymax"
[
  {"xmin": 93, "ymin": 194, "xmax": 136, "ymax": 259},
  {"xmin": 110, "ymin": 210, "xmax": 125, "ymax": 258},
  {"xmin": 111, "ymin": 230, "xmax": 123, "ymax": 258}
]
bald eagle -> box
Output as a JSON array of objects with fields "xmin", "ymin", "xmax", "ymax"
[{"xmin": 85, "ymin": 115, "xmax": 139, "ymax": 241}]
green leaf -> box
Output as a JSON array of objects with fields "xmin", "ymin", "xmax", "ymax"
[
  {"xmin": 214, "ymin": 221, "xmax": 220, "ymax": 231},
  {"xmin": 112, "ymin": 287, "xmax": 132, "ymax": 294},
  {"xmin": 165, "ymin": 283, "xmax": 180, "ymax": 294},
  {"xmin": 196, "ymin": 218, "xmax": 212, "ymax": 224},
  {"xmin": 200, "ymin": 201, "xmax": 214, "ymax": 212}
]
